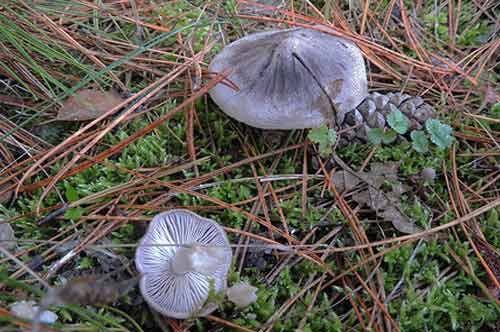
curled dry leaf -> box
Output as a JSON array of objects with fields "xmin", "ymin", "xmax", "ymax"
[
  {"xmin": 484, "ymin": 85, "xmax": 498, "ymax": 105},
  {"xmin": 57, "ymin": 88, "xmax": 124, "ymax": 121},
  {"xmin": 30, "ymin": 276, "xmax": 138, "ymax": 332}
]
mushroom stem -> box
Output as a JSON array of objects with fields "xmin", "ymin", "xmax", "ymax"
[{"xmin": 171, "ymin": 245, "xmax": 226, "ymax": 276}]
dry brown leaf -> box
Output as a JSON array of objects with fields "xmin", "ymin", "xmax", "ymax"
[
  {"xmin": 348, "ymin": 162, "xmax": 421, "ymax": 234},
  {"xmin": 368, "ymin": 161, "xmax": 400, "ymax": 188},
  {"xmin": 57, "ymin": 89, "xmax": 124, "ymax": 121},
  {"xmin": 353, "ymin": 189, "xmax": 370, "ymax": 205},
  {"xmin": 368, "ymin": 186, "xmax": 390, "ymax": 210},
  {"xmin": 389, "ymin": 182, "xmax": 410, "ymax": 198},
  {"xmin": 331, "ymin": 170, "xmax": 361, "ymax": 193},
  {"xmin": 44, "ymin": 275, "xmax": 140, "ymax": 306},
  {"xmin": 380, "ymin": 206, "xmax": 422, "ymax": 234},
  {"xmin": 0, "ymin": 181, "xmax": 13, "ymax": 205}
]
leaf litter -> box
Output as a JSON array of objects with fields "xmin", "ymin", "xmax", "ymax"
[
  {"xmin": 332, "ymin": 161, "xmax": 423, "ymax": 234},
  {"xmin": 0, "ymin": 220, "xmax": 16, "ymax": 251},
  {"xmin": 31, "ymin": 275, "xmax": 139, "ymax": 332},
  {"xmin": 0, "ymin": 180, "xmax": 14, "ymax": 205},
  {"xmin": 57, "ymin": 88, "xmax": 124, "ymax": 121}
]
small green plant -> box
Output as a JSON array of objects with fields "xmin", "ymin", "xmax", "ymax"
[
  {"xmin": 387, "ymin": 109, "xmax": 410, "ymax": 134},
  {"xmin": 410, "ymin": 130, "xmax": 429, "ymax": 153},
  {"xmin": 367, "ymin": 127, "xmax": 398, "ymax": 145},
  {"xmin": 206, "ymin": 278, "xmax": 226, "ymax": 304},
  {"xmin": 492, "ymin": 103, "xmax": 500, "ymax": 117},
  {"xmin": 307, "ymin": 124, "xmax": 337, "ymax": 156},
  {"xmin": 425, "ymin": 118, "xmax": 453, "ymax": 149},
  {"xmin": 367, "ymin": 111, "xmax": 453, "ymax": 152}
]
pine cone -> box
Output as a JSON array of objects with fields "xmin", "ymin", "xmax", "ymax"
[{"xmin": 338, "ymin": 92, "xmax": 436, "ymax": 145}]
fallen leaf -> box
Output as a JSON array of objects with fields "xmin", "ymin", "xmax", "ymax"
[
  {"xmin": 368, "ymin": 186, "xmax": 390, "ymax": 210},
  {"xmin": 390, "ymin": 182, "xmax": 410, "ymax": 198},
  {"xmin": 381, "ymin": 206, "xmax": 422, "ymax": 234},
  {"xmin": 0, "ymin": 220, "xmax": 16, "ymax": 250},
  {"xmin": 0, "ymin": 181, "xmax": 13, "ymax": 205},
  {"xmin": 484, "ymin": 85, "xmax": 498, "ymax": 105},
  {"xmin": 353, "ymin": 189, "xmax": 370, "ymax": 205},
  {"xmin": 331, "ymin": 171, "xmax": 361, "ymax": 193},
  {"xmin": 357, "ymin": 162, "xmax": 401, "ymax": 189},
  {"xmin": 348, "ymin": 161, "xmax": 420, "ymax": 234},
  {"xmin": 57, "ymin": 89, "xmax": 124, "ymax": 121},
  {"xmin": 370, "ymin": 162, "xmax": 400, "ymax": 181}
]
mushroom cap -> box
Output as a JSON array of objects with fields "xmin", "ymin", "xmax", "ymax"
[
  {"xmin": 135, "ymin": 209, "xmax": 232, "ymax": 319},
  {"xmin": 208, "ymin": 27, "xmax": 368, "ymax": 129},
  {"xmin": 226, "ymin": 282, "xmax": 258, "ymax": 308}
]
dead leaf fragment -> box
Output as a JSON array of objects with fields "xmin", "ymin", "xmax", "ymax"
[
  {"xmin": 368, "ymin": 162, "xmax": 400, "ymax": 187},
  {"xmin": 46, "ymin": 275, "xmax": 139, "ymax": 306},
  {"xmin": 0, "ymin": 220, "xmax": 16, "ymax": 250},
  {"xmin": 380, "ymin": 207, "xmax": 422, "ymax": 234},
  {"xmin": 57, "ymin": 89, "xmax": 124, "ymax": 121},
  {"xmin": 0, "ymin": 181, "xmax": 13, "ymax": 205},
  {"xmin": 346, "ymin": 161, "xmax": 422, "ymax": 234},
  {"xmin": 332, "ymin": 170, "xmax": 361, "ymax": 193},
  {"xmin": 368, "ymin": 186, "xmax": 390, "ymax": 210}
]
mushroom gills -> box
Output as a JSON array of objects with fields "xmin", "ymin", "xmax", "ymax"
[{"xmin": 135, "ymin": 209, "xmax": 232, "ymax": 319}]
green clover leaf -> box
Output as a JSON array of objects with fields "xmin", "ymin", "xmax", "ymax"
[
  {"xmin": 425, "ymin": 119, "xmax": 453, "ymax": 149},
  {"xmin": 387, "ymin": 109, "xmax": 410, "ymax": 134}
]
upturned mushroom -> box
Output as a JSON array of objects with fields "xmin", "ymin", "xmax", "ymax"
[
  {"xmin": 208, "ymin": 26, "xmax": 368, "ymax": 129},
  {"xmin": 135, "ymin": 210, "xmax": 232, "ymax": 319}
]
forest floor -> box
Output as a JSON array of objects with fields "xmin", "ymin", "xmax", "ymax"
[{"xmin": 0, "ymin": 1, "xmax": 499, "ymax": 332}]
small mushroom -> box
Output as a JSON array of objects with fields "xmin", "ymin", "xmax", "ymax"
[
  {"xmin": 208, "ymin": 27, "xmax": 368, "ymax": 129},
  {"xmin": 226, "ymin": 282, "xmax": 258, "ymax": 308},
  {"xmin": 135, "ymin": 210, "xmax": 232, "ymax": 319},
  {"xmin": 421, "ymin": 167, "xmax": 437, "ymax": 182}
]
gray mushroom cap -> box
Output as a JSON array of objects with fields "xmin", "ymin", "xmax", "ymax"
[
  {"xmin": 135, "ymin": 209, "xmax": 232, "ymax": 319},
  {"xmin": 208, "ymin": 27, "xmax": 368, "ymax": 129}
]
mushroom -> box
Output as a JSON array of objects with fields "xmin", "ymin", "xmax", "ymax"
[
  {"xmin": 226, "ymin": 282, "xmax": 258, "ymax": 308},
  {"xmin": 135, "ymin": 209, "xmax": 232, "ymax": 319},
  {"xmin": 208, "ymin": 27, "xmax": 368, "ymax": 129}
]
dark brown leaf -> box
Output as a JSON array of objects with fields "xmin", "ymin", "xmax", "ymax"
[{"xmin": 0, "ymin": 181, "xmax": 13, "ymax": 205}]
